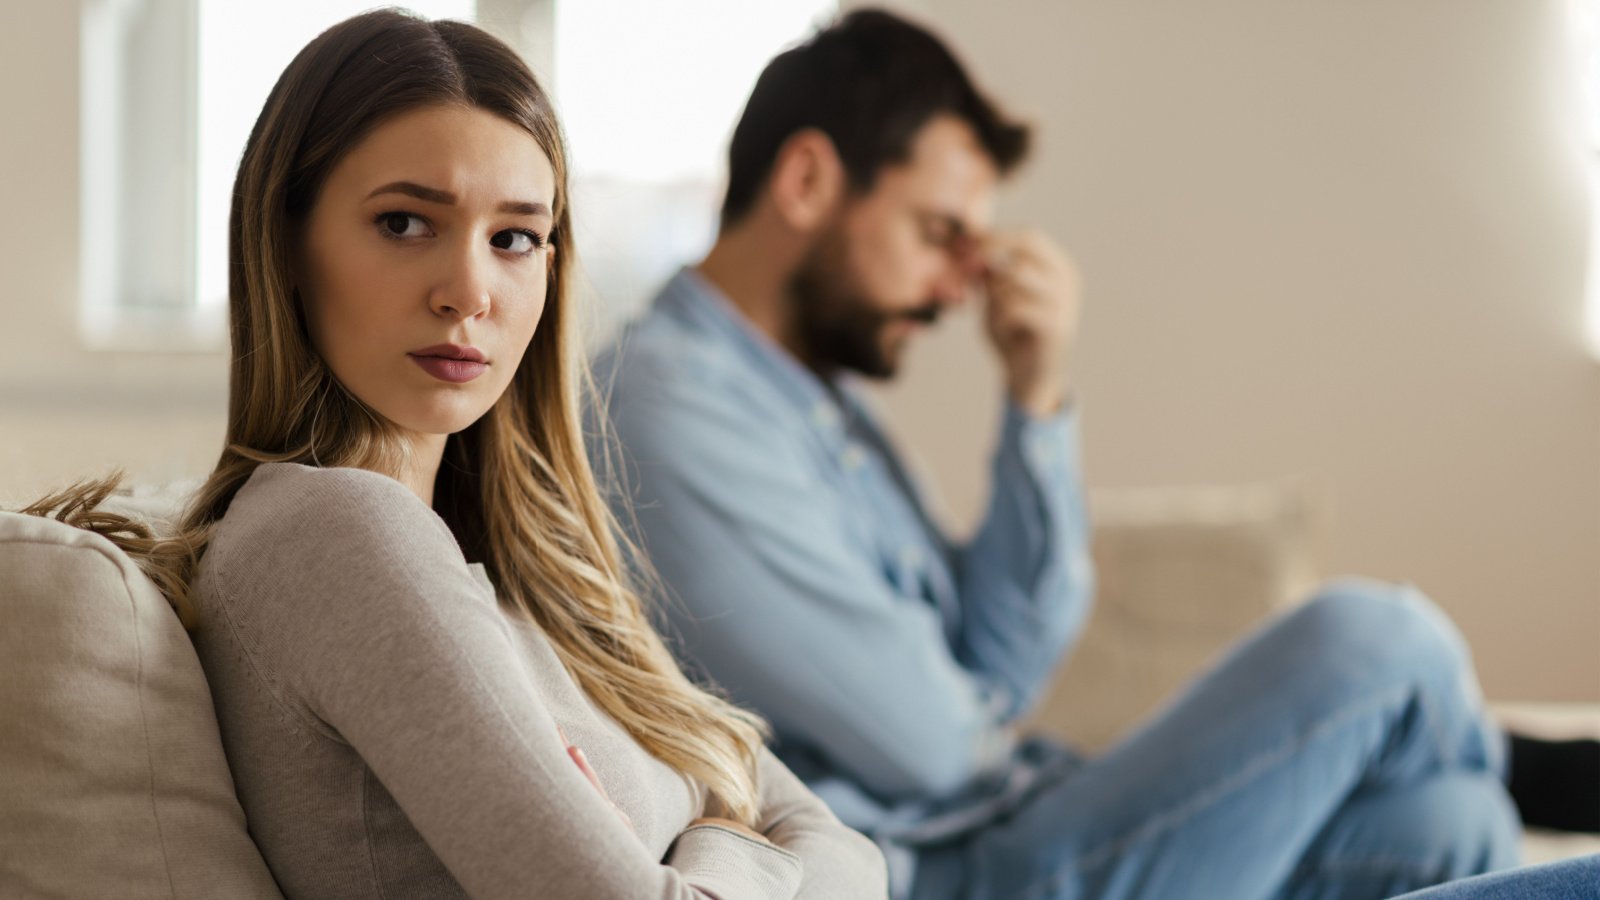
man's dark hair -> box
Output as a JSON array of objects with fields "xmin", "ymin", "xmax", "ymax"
[{"xmin": 720, "ymin": 8, "xmax": 1031, "ymax": 227}]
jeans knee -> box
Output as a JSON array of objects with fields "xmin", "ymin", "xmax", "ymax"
[
  {"xmin": 1295, "ymin": 579, "xmax": 1469, "ymax": 679},
  {"xmin": 1434, "ymin": 778, "xmax": 1523, "ymax": 880},
  {"xmin": 1362, "ymin": 775, "xmax": 1522, "ymax": 891}
]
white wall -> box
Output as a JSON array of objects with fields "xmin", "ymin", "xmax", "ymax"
[
  {"xmin": 1, "ymin": 1, "xmax": 228, "ymax": 501},
  {"xmin": 860, "ymin": 0, "xmax": 1600, "ymax": 701}
]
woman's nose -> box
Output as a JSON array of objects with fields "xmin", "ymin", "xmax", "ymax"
[{"xmin": 429, "ymin": 244, "xmax": 492, "ymax": 320}]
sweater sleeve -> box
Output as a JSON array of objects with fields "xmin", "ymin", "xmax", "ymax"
[
  {"xmin": 752, "ymin": 748, "xmax": 889, "ymax": 898},
  {"xmin": 207, "ymin": 465, "xmax": 809, "ymax": 900},
  {"xmin": 666, "ymin": 748, "xmax": 888, "ymax": 898}
]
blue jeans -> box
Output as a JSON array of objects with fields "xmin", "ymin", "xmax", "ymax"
[
  {"xmin": 1392, "ymin": 855, "xmax": 1599, "ymax": 900},
  {"xmin": 912, "ymin": 580, "xmax": 1521, "ymax": 900}
]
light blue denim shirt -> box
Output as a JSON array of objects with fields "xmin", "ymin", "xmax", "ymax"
[{"xmin": 594, "ymin": 270, "xmax": 1095, "ymax": 890}]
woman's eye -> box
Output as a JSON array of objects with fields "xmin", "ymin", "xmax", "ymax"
[
  {"xmin": 377, "ymin": 212, "xmax": 430, "ymax": 239},
  {"xmin": 490, "ymin": 229, "xmax": 545, "ymax": 254}
]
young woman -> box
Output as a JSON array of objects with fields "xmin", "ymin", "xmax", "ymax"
[{"xmin": 31, "ymin": 9, "xmax": 884, "ymax": 898}]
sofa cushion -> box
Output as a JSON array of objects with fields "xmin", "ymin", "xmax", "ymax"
[
  {"xmin": 0, "ymin": 510, "xmax": 282, "ymax": 897},
  {"xmin": 1025, "ymin": 481, "xmax": 1322, "ymax": 752}
]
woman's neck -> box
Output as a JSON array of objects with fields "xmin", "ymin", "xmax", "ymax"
[{"xmin": 396, "ymin": 430, "xmax": 448, "ymax": 506}]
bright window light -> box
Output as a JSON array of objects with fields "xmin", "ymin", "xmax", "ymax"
[
  {"xmin": 79, "ymin": 0, "xmax": 475, "ymax": 351},
  {"xmin": 82, "ymin": 0, "xmax": 830, "ymax": 349},
  {"xmin": 554, "ymin": 0, "xmax": 835, "ymax": 184},
  {"xmin": 551, "ymin": 0, "xmax": 836, "ymax": 334},
  {"xmin": 1587, "ymin": 215, "xmax": 1600, "ymax": 359},
  {"xmin": 1572, "ymin": 0, "xmax": 1600, "ymax": 359},
  {"xmin": 196, "ymin": 1, "xmax": 477, "ymax": 312}
]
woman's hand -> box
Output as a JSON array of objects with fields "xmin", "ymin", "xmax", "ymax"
[
  {"xmin": 688, "ymin": 816, "xmax": 772, "ymax": 844},
  {"xmin": 560, "ymin": 726, "xmax": 635, "ymax": 833}
]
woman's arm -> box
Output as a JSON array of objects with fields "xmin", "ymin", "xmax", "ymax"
[
  {"xmin": 209, "ymin": 465, "xmax": 806, "ymax": 900},
  {"xmin": 666, "ymin": 749, "xmax": 889, "ymax": 899},
  {"xmin": 750, "ymin": 749, "xmax": 889, "ymax": 898}
]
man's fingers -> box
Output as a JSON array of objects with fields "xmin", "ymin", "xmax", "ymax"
[
  {"xmin": 982, "ymin": 230, "xmax": 1062, "ymax": 274},
  {"xmin": 981, "ymin": 238, "xmax": 1029, "ymax": 279},
  {"xmin": 986, "ymin": 262, "xmax": 1054, "ymax": 298},
  {"xmin": 985, "ymin": 264, "xmax": 1064, "ymax": 318},
  {"xmin": 988, "ymin": 306, "xmax": 1050, "ymax": 343}
]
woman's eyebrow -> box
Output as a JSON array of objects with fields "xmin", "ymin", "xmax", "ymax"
[
  {"xmin": 497, "ymin": 200, "xmax": 552, "ymax": 217},
  {"xmin": 365, "ymin": 181, "xmax": 551, "ymax": 217},
  {"xmin": 366, "ymin": 181, "xmax": 454, "ymax": 204}
]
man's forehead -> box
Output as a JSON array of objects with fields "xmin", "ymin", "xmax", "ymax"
[{"xmin": 881, "ymin": 114, "xmax": 1000, "ymax": 232}]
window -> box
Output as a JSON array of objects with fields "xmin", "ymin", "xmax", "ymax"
[
  {"xmin": 1572, "ymin": 0, "xmax": 1600, "ymax": 359},
  {"xmin": 551, "ymin": 0, "xmax": 837, "ymax": 342},
  {"xmin": 78, "ymin": 0, "xmax": 476, "ymax": 352},
  {"xmin": 77, "ymin": 0, "xmax": 832, "ymax": 351}
]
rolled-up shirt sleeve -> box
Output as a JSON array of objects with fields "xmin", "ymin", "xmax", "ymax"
[
  {"xmin": 605, "ymin": 369, "xmax": 1018, "ymax": 801},
  {"xmin": 952, "ymin": 400, "xmax": 1096, "ymax": 719}
]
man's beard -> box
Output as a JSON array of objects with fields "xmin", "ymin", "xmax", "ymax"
[{"xmin": 789, "ymin": 234, "xmax": 941, "ymax": 380}]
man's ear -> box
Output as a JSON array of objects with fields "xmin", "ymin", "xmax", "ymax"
[{"xmin": 768, "ymin": 128, "xmax": 846, "ymax": 233}]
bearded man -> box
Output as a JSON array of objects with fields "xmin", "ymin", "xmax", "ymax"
[{"xmin": 593, "ymin": 9, "xmax": 1595, "ymax": 900}]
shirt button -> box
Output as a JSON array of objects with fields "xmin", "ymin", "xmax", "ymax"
[
  {"xmin": 1027, "ymin": 436, "xmax": 1056, "ymax": 470},
  {"xmin": 841, "ymin": 443, "xmax": 867, "ymax": 470},
  {"xmin": 811, "ymin": 403, "xmax": 840, "ymax": 429}
]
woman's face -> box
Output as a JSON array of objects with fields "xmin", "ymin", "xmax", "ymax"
[{"xmin": 298, "ymin": 103, "xmax": 556, "ymax": 442}]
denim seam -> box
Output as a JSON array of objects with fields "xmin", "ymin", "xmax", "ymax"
[
  {"xmin": 1286, "ymin": 852, "xmax": 1464, "ymax": 884},
  {"xmin": 1404, "ymin": 587, "xmax": 1462, "ymax": 773},
  {"xmin": 1416, "ymin": 677, "xmax": 1457, "ymax": 771},
  {"xmin": 1019, "ymin": 685, "xmax": 1415, "ymax": 900}
]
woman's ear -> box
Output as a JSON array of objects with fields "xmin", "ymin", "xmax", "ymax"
[{"xmin": 768, "ymin": 128, "xmax": 845, "ymax": 234}]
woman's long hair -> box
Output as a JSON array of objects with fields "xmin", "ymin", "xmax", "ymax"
[{"xmin": 25, "ymin": 9, "xmax": 768, "ymax": 823}]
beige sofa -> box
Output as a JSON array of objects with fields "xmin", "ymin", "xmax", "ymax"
[
  {"xmin": 1027, "ymin": 484, "xmax": 1600, "ymax": 867},
  {"xmin": 1027, "ymin": 482, "xmax": 1324, "ymax": 752},
  {"xmin": 0, "ymin": 477, "xmax": 1327, "ymax": 893},
  {"xmin": 2, "ymin": 480, "xmax": 1593, "ymax": 891},
  {"xmin": 0, "ymin": 505, "xmax": 283, "ymax": 897}
]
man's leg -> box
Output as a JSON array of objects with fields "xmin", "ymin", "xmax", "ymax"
[
  {"xmin": 927, "ymin": 579, "xmax": 1518, "ymax": 900},
  {"xmin": 1275, "ymin": 771, "xmax": 1520, "ymax": 899},
  {"xmin": 1387, "ymin": 854, "xmax": 1600, "ymax": 900}
]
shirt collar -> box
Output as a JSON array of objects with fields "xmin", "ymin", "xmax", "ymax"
[{"xmin": 659, "ymin": 267, "xmax": 852, "ymax": 436}]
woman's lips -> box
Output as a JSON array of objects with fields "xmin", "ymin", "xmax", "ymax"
[{"xmin": 409, "ymin": 354, "xmax": 487, "ymax": 383}]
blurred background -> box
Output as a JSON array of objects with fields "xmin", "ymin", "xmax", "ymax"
[{"xmin": 1, "ymin": 0, "xmax": 1595, "ymax": 703}]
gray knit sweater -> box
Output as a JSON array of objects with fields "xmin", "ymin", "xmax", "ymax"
[{"xmin": 191, "ymin": 463, "xmax": 886, "ymax": 899}]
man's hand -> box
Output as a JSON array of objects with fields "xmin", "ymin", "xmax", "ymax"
[{"xmin": 979, "ymin": 231, "xmax": 1082, "ymax": 417}]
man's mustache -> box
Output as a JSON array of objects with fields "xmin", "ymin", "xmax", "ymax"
[{"xmin": 899, "ymin": 304, "xmax": 942, "ymax": 325}]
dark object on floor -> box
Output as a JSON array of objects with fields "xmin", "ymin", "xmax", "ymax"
[{"xmin": 1507, "ymin": 734, "xmax": 1600, "ymax": 833}]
